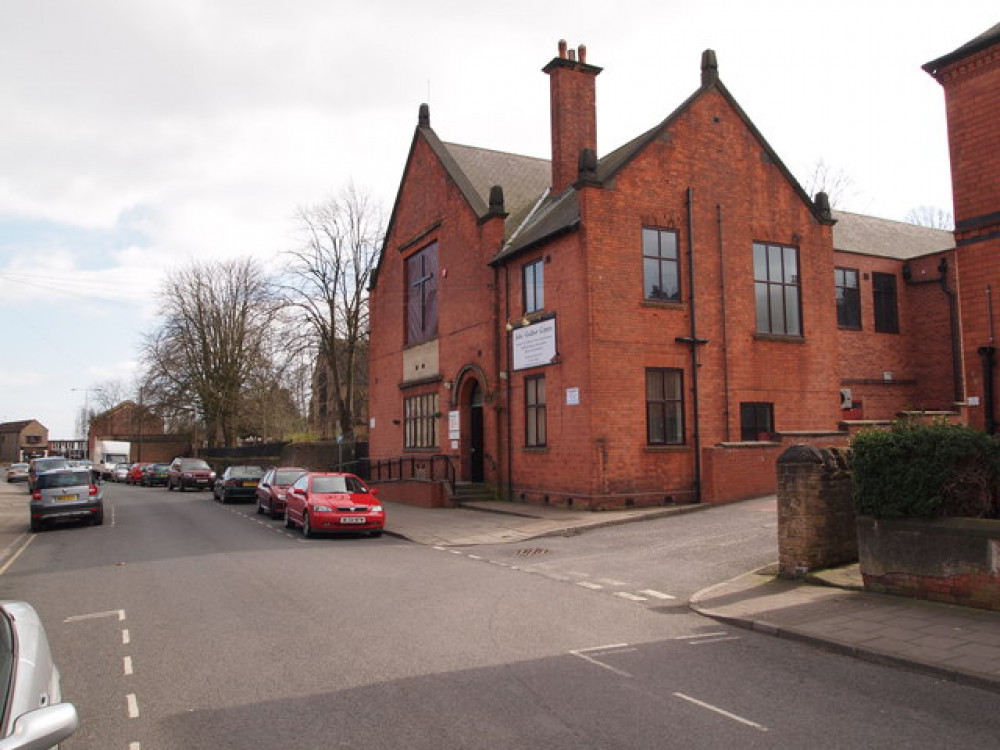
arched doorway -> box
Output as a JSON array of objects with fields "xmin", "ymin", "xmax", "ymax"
[{"xmin": 468, "ymin": 381, "xmax": 485, "ymax": 482}]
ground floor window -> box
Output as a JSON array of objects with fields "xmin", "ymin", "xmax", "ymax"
[
  {"xmin": 404, "ymin": 393, "xmax": 438, "ymax": 449},
  {"xmin": 525, "ymin": 375, "xmax": 547, "ymax": 447},
  {"xmin": 740, "ymin": 402, "xmax": 774, "ymax": 441},
  {"xmin": 646, "ymin": 369, "xmax": 684, "ymax": 445}
]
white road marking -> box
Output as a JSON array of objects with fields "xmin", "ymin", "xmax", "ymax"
[
  {"xmin": 122, "ymin": 629, "xmax": 131, "ymax": 645},
  {"xmin": 466, "ymin": 554, "xmax": 483, "ymax": 560},
  {"xmin": 673, "ymin": 692, "xmax": 768, "ymax": 731},
  {"xmin": 570, "ymin": 644, "xmax": 635, "ymax": 677},
  {"xmin": 65, "ymin": 609, "xmax": 126, "ymax": 623},
  {"xmin": 596, "ymin": 577, "xmax": 628, "ymax": 587},
  {"xmin": 639, "ymin": 589, "xmax": 676, "ymax": 600},
  {"xmin": 123, "ymin": 656, "xmax": 133, "ymax": 675},
  {"xmin": 576, "ymin": 581, "xmax": 604, "ymax": 590},
  {"xmin": 126, "ymin": 693, "xmax": 140, "ymax": 718},
  {"xmin": 130, "ymin": 743, "xmax": 141, "ymax": 750},
  {"xmin": 672, "ymin": 632, "xmax": 728, "ymax": 640},
  {"xmin": 687, "ymin": 635, "xmax": 743, "ymax": 645},
  {"xmin": 0, "ymin": 535, "xmax": 35, "ymax": 576},
  {"xmin": 614, "ymin": 592, "xmax": 648, "ymax": 602}
]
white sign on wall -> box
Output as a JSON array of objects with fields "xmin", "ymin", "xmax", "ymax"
[
  {"xmin": 448, "ymin": 410, "xmax": 460, "ymax": 440},
  {"xmin": 566, "ymin": 387, "xmax": 580, "ymax": 406},
  {"xmin": 512, "ymin": 318, "xmax": 557, "ymax": 371}
]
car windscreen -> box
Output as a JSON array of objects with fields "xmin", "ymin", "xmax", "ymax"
[
  {"xmin": 312, "ymin": 476, "xmax": 367, "ymax": 494},
  {"xmin": 0, "ymin": 609, "xmax": 13, "ymax": 722},
  {"xmin": 275, "ymin": 470, "xmax": 305, "ymax": 485},
  {"xmin": 35, "ymin": 471, "xmax": 92, "ymax": 489},
  {"xmin": 181, "ymin": 460, "xmax": 210, "ymax": 470},
  {"xmin": 229, "ymin": 467, "xmax": 264, "ymax": 479}
]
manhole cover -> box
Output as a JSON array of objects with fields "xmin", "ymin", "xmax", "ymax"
[{"xmin": 514, "ymin": 548, "xmax": 550, "ymax": 556}]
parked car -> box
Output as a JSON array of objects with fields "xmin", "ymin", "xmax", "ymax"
[
  {"xmin": 213, "ymin": 466, "xmax": 265, "ymax": 504},
  {"xmin": 29, "ymin": 468, "xmax": 104, "ymax": 531},
  {"xmin": 27, "ymin": 457, "xmax": 70, "ymax": 491},
  {"xmin": 0, "ymin": 601, "xmax": 79, "ymax": 748},
  {"xmin": 284, "ymin": 472, "xmax": 385, "ymax": 538},
  {"xmin": 5, "ymin": 463, "xmax": 29, "ymax": 483},
  {"xmin": 125, "ymin": 462, "xmax": 151, "ymax": 485},
  {"xmin": 141, "ymin": 463, "xmax": 169, "ymax": 487},
  {"xmin": 113, "ymin": 463, "xmax": 131, "ymax": 482},
  {"xmin": 166, "ymin": 458, "xmax": 215, "ymax": 492},
  {"xmin": 255, "ymin": 466, "xmax": 307, "ymax": 519}
]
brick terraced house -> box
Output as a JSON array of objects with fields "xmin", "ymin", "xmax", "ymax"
[{"xmin": 368, "ymin": 41, "xmax": 961, "ymax": 508}]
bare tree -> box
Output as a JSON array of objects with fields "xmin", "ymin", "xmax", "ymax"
[
  {"xmin": 141, "ymin": 257, "xmax": 278, "ymax": 448},
  {"xmin": 280, "ymin": 185, "xmax": 384, "ymax": 440},
  {"xmin": 800, "ymin": 159, "xmax": 859, "ymax": 210},
  {"xmin": 905, "ymin": 205, "xmax": 954, "ymax": 230}
]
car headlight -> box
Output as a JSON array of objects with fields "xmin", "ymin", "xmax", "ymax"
[
  {"xmin": 312, "ymin": 504, "xmax": 332, "ymax": 513},
  {"xmin": 370, "ymin": 505, "xmax": 383, "ymax": 512}
]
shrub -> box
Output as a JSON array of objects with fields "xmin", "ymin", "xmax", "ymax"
[{"xmin": 851, "ymin": 420, "xmax": 1000, "ymax": 519}]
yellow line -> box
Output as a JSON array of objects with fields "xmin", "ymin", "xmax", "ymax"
[{"xmin": 0, "ymin": 534, "xmax": 35, "ymax": 576}]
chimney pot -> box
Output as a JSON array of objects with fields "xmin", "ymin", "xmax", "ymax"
[
  {"xmin": 579, "ymin": 44, "xmax": 587, "ymax": 63},
  {"xmin": 558, "ymin": 39, "xmax": 567, "ymax": 59}
]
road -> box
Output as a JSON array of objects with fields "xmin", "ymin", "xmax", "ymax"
[{"xmin": 1, "ymin": 481, "xmax": 998, "ymax": 749}]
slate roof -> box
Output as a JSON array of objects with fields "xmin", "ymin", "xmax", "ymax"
[
  {"xmin": 0, "ymin": 420, "xmax": 39, "ymax": 434},
  {"xmin": 923, "ymin": 22, "xmax": 1000, "ymax": 78},
  {"xmin": 832, "ymin": 211, "xmax": 954, "ymax": 260}
]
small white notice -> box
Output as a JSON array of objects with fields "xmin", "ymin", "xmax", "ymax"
[{"xmin": 566, "ymin": 387, "xmax": 580, "ymax": 406}]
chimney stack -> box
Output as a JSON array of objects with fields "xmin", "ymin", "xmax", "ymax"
[{"xmin": 544, "ymin": 40, "xmax": 602, "ymax": 194}]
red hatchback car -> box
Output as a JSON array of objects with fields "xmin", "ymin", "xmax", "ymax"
[
  {"xmin": 255, "ymin": 466, "xmax": 306, "ymax": 519},
  {"xmin": 284, "ymin": 473, "xmax": 385, "ymax": 538}
]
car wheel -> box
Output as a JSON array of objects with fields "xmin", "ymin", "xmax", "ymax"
[
  {"xmin": 30, "ymin": 518, "xmax": 42, "ymax": 533},
  {"xmin": 220, "ymin": 492, "xmax": 229, "ymax": 504},
  {"xmin": 255, "ymin": 499, "xmax": 264, "ymax": 514},
  {"xmin": 167, "ymin": 480, "xmax": 173, "ymax": 491},
  {"xmin": 284, "ymin": 508, "xmax": 294, "ymax": 529},
  {"xmin": 302, "ymin": 512, "xmax": 314, "ymax": 539},
  {"xmin": 92, "ymin": 512, "xmax": 104, "ymax": 526},
  {"xmin": 370, "ymin": 530, "xmax": 383, "ymax": 538},
  {"xmin": 178, "ymin": 482, "xmax": 186, "ymax": 492}
]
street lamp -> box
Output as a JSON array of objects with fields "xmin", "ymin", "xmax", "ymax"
[{"xmin": 71, "ymin": 387, "xmax": 104, "ymax": 455}]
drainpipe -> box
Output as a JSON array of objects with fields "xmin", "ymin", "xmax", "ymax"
[
  {"xmin": 503, "ymin": 265, "xmax": 514, "ymax": 499},
  {"xmin": 716, "ymin": 204, "xmax": 732, "ymax": 441},
  {"xmin": 982, "ymin": 285, "xmax": 997, "ymax": 435},
  {"xmin": 674, "ymin": 187, "xmax": 708, "ymax": 503}
]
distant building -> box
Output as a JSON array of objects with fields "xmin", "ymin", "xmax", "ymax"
[{"xmin": 0, "ymin": 420, "xmax": 49, "ymax": 462}]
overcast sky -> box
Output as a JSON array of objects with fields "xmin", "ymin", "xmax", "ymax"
[{"xmin": 1, "ymin": 0, "xmax": 996, "ymax": 441}]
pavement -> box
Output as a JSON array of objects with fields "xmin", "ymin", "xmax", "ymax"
[{"xmin": 3, "ymin": 479, "xmax": 999, "ymax": 693}]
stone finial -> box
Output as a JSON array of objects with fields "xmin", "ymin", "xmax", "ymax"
[
  {"xmin": 701, "ymin": 49, "xmax": 719, "ymax": 86},
  {"xmin": 419, "ymin": 103, "xmax": 430, "ymax": 128}
]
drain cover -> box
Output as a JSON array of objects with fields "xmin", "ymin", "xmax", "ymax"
[{"xmin": 514, "ymin": 548, "xmax": 550, "ymax": 556}]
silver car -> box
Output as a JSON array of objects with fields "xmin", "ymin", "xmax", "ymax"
[
  {"xmin": 0, "ymin": 601, "xmax": 78, "ymax": 749},
  {"xmin": 29, "ymin": 469, "xmax": 104, "ymax": 532}
]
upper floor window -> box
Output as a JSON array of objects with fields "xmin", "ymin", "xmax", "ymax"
[
  {"xmin": 406, "ymin": 242, "xmax": 438, "ymax": 345},
  {"xmin": 835, "ymin": 267, "xmax": 861, "ymax": 329},
  {"xmin": 642, "ymin": 228, "xmax": 680, "ymax": 302},
  {"xmin": 524, "ymin": 258, "xmax": 544, "ymax": 314},
  {"xmin": 872, "ymin": 272, "xmax": 899, "ymax": 334},
  {"xmin": 646, "ymin": 368, "xmax": 684, "ymax": 445},
  {"xmin": 754, "ymin": 242, "xmax": 801, "ymax": 336},
  {"xmin": 404, "ymin": 393, "xmax": 438, "ymax": 449},
  {"xmin": 525, "ymin": 375, "xmax": 547, "ymax": 447}
]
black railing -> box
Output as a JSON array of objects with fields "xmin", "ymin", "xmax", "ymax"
[{"xmin": 360, "ymin": 454, "xmax": 456, "ymax": 493}]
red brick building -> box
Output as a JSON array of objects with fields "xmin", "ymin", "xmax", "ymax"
[
  {"xmin": 368, "ymin": 42, "xmax": 957, "ymax": 508},
  {"xmin": 925, "ymin": 23, "xmax": 1000, "ymax": 433}
]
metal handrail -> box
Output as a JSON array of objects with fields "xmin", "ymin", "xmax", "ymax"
[{"xmin": 360, "ymin": 454, "xmax": 456, "ymax": 493}]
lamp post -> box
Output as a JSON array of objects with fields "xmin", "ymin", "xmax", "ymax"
[{"xmin": 71, "ymin": 387, "xmax": 104, "ymax": 457}]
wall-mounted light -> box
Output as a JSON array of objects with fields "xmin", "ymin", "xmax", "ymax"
[
  {"xmin": 505, "ymin": 321, "xmax": 514, "ymax": 331},
  {"xmin": 443, "ymin": 380, "xmax": 453, "ymax": 390}
]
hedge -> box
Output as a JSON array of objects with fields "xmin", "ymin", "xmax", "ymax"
[{"xmin": 851, "ymin": 420, "xmax": 1000, "ymax": 519}]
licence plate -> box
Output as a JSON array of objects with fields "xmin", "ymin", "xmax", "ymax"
[
  {"xmin": 56, "ymin": 494, "xmax": 77, "ymax": 503},
  {"xmin": 242, "ymin": 482, "xmax": 256, "ymax": 487},
  {"xmin": 340, "ymin": 517, "xmax": 366, "ymax": 524}
]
